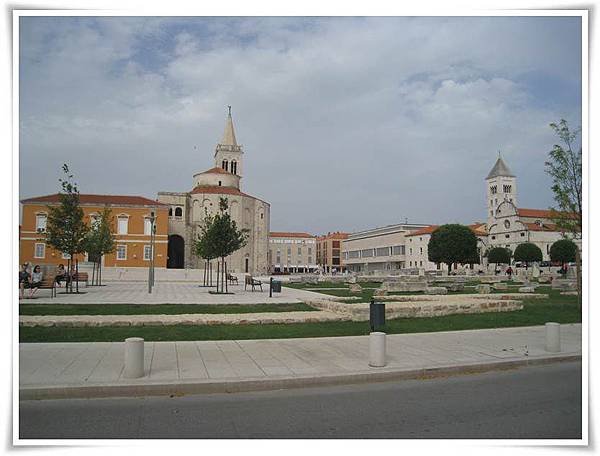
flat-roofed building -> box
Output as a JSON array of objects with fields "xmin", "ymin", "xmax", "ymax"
[
  {"xmin": 316, "ymin": 231, "xmax": 349, "ymax": 273},
  {"xmin": 342, "ymin": 223, "xmax": 430, "ymax": 273},
  {"xmin": 269, "ymin": 232, "xmax": 317, "ymax": 273}
]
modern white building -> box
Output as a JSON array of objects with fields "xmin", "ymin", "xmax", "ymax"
[
  {"xmin": 269, "ymin": 232, "xmax": 317, "ymax": 273},
  {"xmin": 342, "ymin": 223, "xmax": 430, "ymax": 273}
]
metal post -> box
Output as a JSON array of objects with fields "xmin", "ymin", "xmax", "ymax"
[
  {"xmin": 148, "ymin": 211, "xmax": 155, "ymax": 294},
  {"xmin": 270, "ymin": 277, "xmax": 273, "ymax": 298}
]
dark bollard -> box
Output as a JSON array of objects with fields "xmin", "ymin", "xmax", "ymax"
[{"xmin": 370, "ymin": 299, "xmax": 385, "ymax": 332}]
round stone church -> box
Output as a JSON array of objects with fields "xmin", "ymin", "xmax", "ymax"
[{"xmin": 157, "ymin": 110, "xmax": 270, "ymax": 274}]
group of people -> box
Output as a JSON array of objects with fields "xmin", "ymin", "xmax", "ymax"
[{"xmin": 19, "ymin": 263, "xmax": 72, "ymax": 299}]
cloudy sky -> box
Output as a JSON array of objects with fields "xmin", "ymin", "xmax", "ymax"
[{"xmin": 19, "ymin": 16, "xmax": 582, "ymax": 234}]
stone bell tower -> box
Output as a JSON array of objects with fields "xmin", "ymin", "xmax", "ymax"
[{"xmin": 214, "ymin": 106, "xmax": 244, "ymax": 178}]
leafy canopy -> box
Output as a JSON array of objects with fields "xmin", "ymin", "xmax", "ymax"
[
  {"xmin": 513, "ymin": 242, "xmax": 543, "ymax": 264},
  {"xmin": 487, "ymin": 247, "xmax": 511, "ymax": 265},
  {"xmin": 196, "ymin": 197, "xmax": 249, "ymax": 261},
  {"xmin": 45, "ymin": 164, "xmax": 89, "ymax": 257},
  {"xmin": 544, "ymin": 119, "xmax": 582, "ymax": 237},
  {"xmin": 83, "ymin": 206, "xmax": 115, "ymax": 262},
  {"xmin": 549, "ymin": 239, "xmax": 577, "ymax": 264},
  {"xmin": 427, "ymin": 224, "xmax": 478, "ymax": 270}
]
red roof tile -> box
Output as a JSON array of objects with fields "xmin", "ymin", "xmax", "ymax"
[
  {"xmin": 406, "ymin": 223, "xmax": 488, "ymax": 237},
  {"xmin": 517, "ymin": 208, "xmax": 577, "ymax": 219},
  {"xmin": 270, "ymin": 232, "xmax": 315, "ymax": 238},
  {"xmin": 405, "ymin": 225, "xmax": 438, "ymax": 237},
  {"xmin": 21, "ymin": 193, "xmax": 167, "ymax": 207},
  {"xmin": 317, "ymin": 232, "xmax": 349, "ymax": 241},
  {"xmin": 189, "ymin": 186, "xmax": 268, "ymax": 204},
  {"xmin": 524, "ymin": 222, "xmax": 562, "ymax": 232},
  {"xmin": 197, "ymin": 167, "xmax": 237, "ymax": 176}
]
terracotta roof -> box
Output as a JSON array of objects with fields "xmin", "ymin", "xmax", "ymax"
[
  {"xmin": 317, "ymin": 232, "xmax": 349, "ymax": 241},
  {"xmin": 406, "ymin": 223, "xmax": 488, "ymax": 237},
  {"xmin": 517, "ymin": 208, "xmax": 577, "ymax": 219},
  {"xmin": 523, "ymin": 222, "xmax": 561, "ymax": 232},
  {"xmin": 270, "ymin": 232, "xmax": 315, "ymax": 239},
  {"xmin": 405, "ymin": 225, "xmax": 439, "ymax": 237},
  {"xmin": 21, "ymin": 193, "xmax": 167, "ymax": 207},
  {"xmin": 197, "ymin": 167, "xmax": 237, "ymax": 176},
  {"xmin": 189, "ymin": 185, "xmax": 268, "ymax": 205}
]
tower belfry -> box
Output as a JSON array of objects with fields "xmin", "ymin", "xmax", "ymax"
[
  {"xmin": 214, "ymin": 107, "xmax": 243, "ymax": 177},
  {"xmin": 485, "ymin": 153, "xmax": 517, "ymax": 226}
]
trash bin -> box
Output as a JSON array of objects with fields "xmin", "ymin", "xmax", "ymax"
[
  {"xmin": 271, "ymin": 280, "xmax": 282, "ymax": 293},
  {"xmin": 370, "ymin": 300, "xmax": 385, "ymax": 331}
]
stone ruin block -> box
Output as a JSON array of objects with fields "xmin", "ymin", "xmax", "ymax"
[
  {"xmin": 425, "ymin": 287, "xmax": 448, "ymax": 295},
  {"xmin": 492, "ymin": 282, "xmax": 508, "ymax": 291},
  {"xmin": 476, "ymin": 284, "xmax": 491, "ymax": 294},
  {"xmin": 518, "ymin": 286, "xmax": 536, "ymax": 293},
  {"xmin": 348, "ymin": 283, "xmax": 363, "ymax": 293}
]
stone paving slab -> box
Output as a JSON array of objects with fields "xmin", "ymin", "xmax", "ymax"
[
  {"xmin": 18, "ymin": 282, "xmax": 331, "ymax": 305},
  {"xmin": 19, "ymin": 324, "xmax": 582, "ymax": 398}
]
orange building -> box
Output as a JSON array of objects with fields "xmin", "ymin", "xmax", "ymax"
[
  {"xmin": 20, "ymin": 194, "xmax": 169, "ymax": 268},
  {"xmin": 316, "ymin": 232, "xmax": 349, "ymax": 273}
]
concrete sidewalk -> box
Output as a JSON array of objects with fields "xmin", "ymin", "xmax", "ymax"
[{"xmin": 19, "ymin": 324, "xmax": 582, "ymax": 400}]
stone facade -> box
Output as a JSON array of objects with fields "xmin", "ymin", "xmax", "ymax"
[
  {"xmin": 157, "ymin": 111, "xmax": 270, "ymax": 274},
  {"xmin": 268, "ymin": 232, "xmax": 317, "ymax": 273}
]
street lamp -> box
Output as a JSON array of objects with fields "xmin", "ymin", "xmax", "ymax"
[{"xmin": 148, "ymin": 211, "xmax": 156, "ymax": 294}]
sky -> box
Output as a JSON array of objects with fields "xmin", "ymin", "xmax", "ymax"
[{"xmin": 19, "ymin": 16, "xmax": 583, "ymax": 234}]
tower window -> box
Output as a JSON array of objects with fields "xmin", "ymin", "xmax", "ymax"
[
  {"xmin": 218, "ymin": 181, "xmax": 222, "ymax": 186},
  {"xmin": 503, "ymin": 184, "xmax": 512, "ymax": 193},
  {"xmin": 231, "ymin": 160, "xmax": 237, "ymax": 175},
  {"xmin": 175, "ymin": 207, "xmax": 183, "ymax": 217},
  {"xmin": 222, "ymin": 160, "xmax": 228, "ymax": 172}
]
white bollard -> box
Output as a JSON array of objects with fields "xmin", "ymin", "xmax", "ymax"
[
  {"xmin": 124, "ymin": 337, "xmax": 145, "ymax": 378},
  {"xmin": 369, "ymin": 332, "xmax": 386, "ymax": 367},
  {"xmin": 545, "ymin": 322, "xmax": 561, "ymax": 353}
]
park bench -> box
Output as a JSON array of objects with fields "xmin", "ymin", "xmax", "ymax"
[
  {"xmin": 35, "ymin": 273, "xmax": 57, "ymax": 298},
  {"xmin": 244, "ymin": 275, "xmax": 263, "ymax": 292},
  {"xmin": 227, "ymin": 273, "xmax": 239, "ymax": 285},
  {"xmin": 71, "ymin": 272, "xmax": 89, "ymax": 287}
]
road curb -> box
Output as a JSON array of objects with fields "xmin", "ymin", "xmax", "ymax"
[{"xmin": 19, "ymin": 354, "xmax": 581, "ymax": 401}]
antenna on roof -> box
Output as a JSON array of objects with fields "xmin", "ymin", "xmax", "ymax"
[
  {"xmin": 405, "ymin": 217, "xmax": 408, "ymax": 224},
  {"xmin": 228, "ymin": 105, "xmax": 232, "ymax": 116},
  {"xmin": 498, "ymin": 150, "xmax": 501, "ymax": 158}
]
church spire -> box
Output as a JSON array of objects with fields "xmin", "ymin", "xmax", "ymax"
[{"xmin": 220, "ymin": 106, "xmax": 237, "ymax": 146}]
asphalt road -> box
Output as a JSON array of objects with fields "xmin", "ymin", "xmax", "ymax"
[{"xmin": 19, "ymin": 361, "xmax": 582, "ymax": 439}]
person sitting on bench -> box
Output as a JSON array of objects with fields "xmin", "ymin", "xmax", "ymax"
[
  {"xmin": 27, "ymin": 265, "xmax": 43, "ymax": 298},
  {"xmin": 55, "ymin": 264, "xmax": 71, "ymax": 287},
  {"xmin": 19, "ymin": 263, "xmax": 30, "ymax": 299}
]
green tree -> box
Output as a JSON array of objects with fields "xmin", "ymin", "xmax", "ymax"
[
  {"xmin": 194, "ymin": 209, "xmax": 218, "ymax": 287},
  {"xmin": 545, "ymin": 119, "xmax": 582, "ymax": 302},
  {"xmin": 549, "ymin": 239, "xmax": 577, "ymax": 273},
  {"xmin": 83, "ymin": 206, "xmax": 115, "ymax": 286},
  {"xmin": 428, "ymin": 224, "xmax": 478, "ymax": 274},
  {"xmin": 487, "ymin": 247, "xmax": 512, "ymax": 269},
  {"xmin": 45, "ymin": 164, "xmax": 89, "ymax": 293},
  {"xmin": 513, "ymin": 242, "xmax": 542, "ymax": 269},
  {"xmin": 198, "ymin": 198, "xmax": 249, "ymax": 293}
]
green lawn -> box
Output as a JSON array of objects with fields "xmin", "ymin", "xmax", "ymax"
[
  {"xmin": 20, "ymin": 290, "xmax": 580, "ymax": 343},
  {"xmin": 18, "ymin": 302, "xmax": 315, "ymax": 316}
]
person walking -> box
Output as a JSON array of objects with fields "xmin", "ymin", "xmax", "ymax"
[{"xmin": 506, "ymin": 266, "xmax": 513, "ymax": 280}]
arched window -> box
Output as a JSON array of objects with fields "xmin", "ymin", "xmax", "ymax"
[
  {"xmin": 175, "ymin": 207, "xmax": 183, "ymax": 217},
  {"xmin": 168, "ymin": 207, "xmax": 173, "ymax": 217},
  {"xmin": 231, "ymin": 160, "xmax": 237, "ymax": 175},
  {"xmin": 222, "ymin": 160, "xmax": 228, "ymax": 172},
  {"xmin": 218, "ymin": 180, "xmax": 222, "ymax": 186}
]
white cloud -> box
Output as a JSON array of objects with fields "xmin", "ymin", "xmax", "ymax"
[{"xmin": 19, "ymin": 16, "xmax": 582, "ymax": 233}]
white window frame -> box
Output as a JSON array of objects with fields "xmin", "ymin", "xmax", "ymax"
[
  {"xmin": 35, "ymin": 213, "xmax": 47, "ymax": 232},
  {"xmin": 116, "ymin": 244, "xmax": 127, "ymax": 260},
  {"xmin": 144, "ymin": 217, "xmax": 152, "ymax": 235},
  {"xmin": 34, "ymin": 243, "xmax": 45, "ymax": 259},
  {"xmin": 143, "ymin": 244, "xmax": 153, "ymax": 261},
  {"xmin": 117, "ymin": 215, "xmax": 129, "ymax": 235}
]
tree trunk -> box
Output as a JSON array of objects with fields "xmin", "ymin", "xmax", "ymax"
[
  {"xmin": 91, "ymin": 260, "xmax": 96, "ymax": 287},
  {"xmin": 99, "ymin": 257, "xmax": 102, "ymax": 286},
  {"xmin": 225, "ymin": 260, "xmax": 228, "ymax": 294},
  {"xmin": 447, "ymin": 262, "xmax": 452, "ymax": 275},
  {"xmin": 75, "ymin": 258, "xmax": 79, "ymax": 293}
]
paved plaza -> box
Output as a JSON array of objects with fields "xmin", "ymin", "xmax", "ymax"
[
  {"xmin": 19, "ymin": 281, "xmax": 328, "ymax": 305},
  {"xmin": 19, "ymin": 324, "xmax": 581, "ymax": 399}
]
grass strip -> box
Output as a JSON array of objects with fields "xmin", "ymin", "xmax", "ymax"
[
  {"xmin": 19, "ymin": 302, "xmax": 315, "ymax": 316},
  {"xmin": 20, "ymin": 295, "xmax": 580, "ymax": 343}
]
